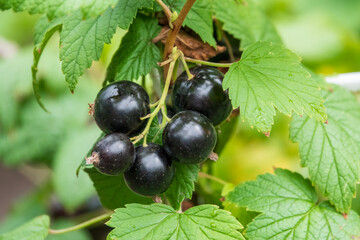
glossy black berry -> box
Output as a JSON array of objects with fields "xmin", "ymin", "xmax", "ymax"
[
  {"xmin": 163, "ymin": 111, "xmax": 217, "ymax": 164},
  {"xmin": 88, "ymin": 133, "xmax": 135, "ymax": 176},
  {"xmin": 172, "ymin": 66, "xmax": 233, "ymax": 126},
  {"xmin": 124, "ymin": 143, "xmax": 174, "ymax": 196},
  {"xmin": 93, "ymin": 81, "xmax": 150, "ymax": 136}
]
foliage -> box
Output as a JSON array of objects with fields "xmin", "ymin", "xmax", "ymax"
[
  {"xmin": 1, "ymin": 0, "xmax": 360, "ymax": 239},
  {"xmin": 226, "ymin": 169, "xmax": 360, "ymax": 239},
  {"xmin": 107, "ymin": 204, "xmax": 244, "ymax": 239}
]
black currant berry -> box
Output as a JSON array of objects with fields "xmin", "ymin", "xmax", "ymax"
[
  {"xmin": 93, "ymin": 81, "xmax": 150, "ymax": 136},
  {"xmin": 124, "ymin": 143, "xmax": 174, "ymax": 196},
  {"xmin": 163, "ymin": 111, "xmax": 217, "ymax": 164},
  {"xmin": 87, "ymin": 133, "xmax": 135, "ymax": 176},
  {"xmin": 172, "ymin": 66, "xmax": 233, "ymax": 126}
]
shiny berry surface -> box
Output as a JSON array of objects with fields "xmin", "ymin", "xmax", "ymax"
[
  {"xmin": 172, "ymin": 66, "xmax": 232, "ymax": 126},
  {"xmin": 94, "ymin": 81, "xmax": 150, "ymax": 136},
  {"xmin": 91, "ymin": 133, "xmax": 135, "ymax": 176},
  {"xmin": 124, "ymin": 143, "xmax": 174, "ymax": 196},
  {"xmin": 163, "ymin": 111, "xmax": 217, "ymax": 164}
]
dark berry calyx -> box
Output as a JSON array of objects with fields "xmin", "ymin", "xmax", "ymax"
[{"xmin": 87, "ymin": 133, "xmax": 135, "ymax": 176}]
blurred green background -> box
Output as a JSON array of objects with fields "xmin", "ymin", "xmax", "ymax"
[{"xmin": 0, "ymin": 0, "xmax": 360, "ymax": 239}]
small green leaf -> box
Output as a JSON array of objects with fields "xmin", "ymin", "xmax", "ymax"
[
  {"xmin": 290, "ymin": 85, "xmax": 360, "ymax": 213},
  {"xmin": 116, "ymin": 0, "xmax": 153, "ymax": 29},
  {"xmin": 223, "ymin": 41, "xmax": 327, "ymax": 133},
  {"xmin": 33, "ymin": 16, "xmax": 63, "ymax": 111},
  {"xmin": 60, "ymin": 9, "xmax": 116, "ymax": 91},
  {"xmin": 165, "ymin": 162, "xmax": 200, "ymax": 210},
  {"xmin": 3, "ymin": 0, "xmax": 117, "ymax": 19},
  {"xmin": 107, "ymin": 204, "xmax": 244, "ymax": 239},
  {"xmin": 105, "ymin": 15, "xmax": 161, "ymax": 83},
  {"xmin": 84, "ymin": 168, "xmax": 152, "ymax": 210},
  {"xmin": 0, "ymin": 215, "xmax": 49, "ymax": 240},
  {"xmin": 60, "ymin": 1, "xmax": 153, "ymax": 91},
  {"xmin": 227, "ymin": 168, "xmax": 360, "ymax": 239},
  {"xmin": 213, "ymin": 0, "xmax": 281, "ymax": 50}
]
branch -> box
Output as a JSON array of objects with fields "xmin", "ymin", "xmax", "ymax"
[{"xmin": 163, "ymin": 0, "xmax": 196, "ymax": 78}]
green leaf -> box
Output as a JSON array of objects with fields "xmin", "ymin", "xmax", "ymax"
[
  {"xmin": 0, "ymin": 215, "xmax": 49, "ymax": 240},
  {"xmin": 227, "ymin": 168, "xmax": 360, "ymax": 239},
  {"xmin": 59, "ymin": 9, "xmax": 116, "ymax": 91},
  {"xmin": 33, "ymin": 16, "xmax": 63, "ymax": 111},
  {"xmin": 105, "ymin": 15, "xmax": 161, "ymax": 83},
  {"xmin": 290, "ymin": 85, "xmax": 360, "ymax": 213},
  {"xmin": 0, "ymin": 0, "xmax": 11, "ymax": 10},
  {"xmin": 115, "ymin": 0, "xmax": 153, "ymax": 29},
  {"xmin": 60, "ymin": 1, "xmax": 153, "ymax": 91},
  {"xmin": 223, "ymin": 41, "xmax": 327, "ymax": 133},
  {"xmin": 84, "ymin": 168, "xmax": 152, "ymax": 210},
  {"xmin": 53, "ymin": 128, "xmax": 98, "ymax": 212},
  {"xmin": 221, "ymin": 183, "xmax": 259, "ymax": 230},
  {"xmin": 107, "ymin": 204, "xmax": 244, "ymax": 239},
  {"xmin": 159, "ymin": 0, "xmax": 216, "ymax": 47},
  {"xmin": 213, "ymin": 0, "xmax": 281, "ymax": 50},
  {"xmin": 3, "ymin": 0, "xmax": 117, "ymax": 19},
  {"xmin": 165, "ymin": 162, "xmax": 200, "ymax": 210}
]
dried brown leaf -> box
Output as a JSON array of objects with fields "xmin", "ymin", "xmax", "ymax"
[{"xmin": 154, "ymin": 26, "xmax": 226, "ymax": 60}]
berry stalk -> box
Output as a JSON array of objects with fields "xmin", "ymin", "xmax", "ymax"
[
  {"xmin": 48, "ymin": 212, "xmax": 112, "ymax": 235},
  {"xmin": 131, "ymin": 49, "xmax": 180, "ymax": 146},
  {"xmin": 184, "ymin": 57, "xmax": 233, "ymax": 68}
]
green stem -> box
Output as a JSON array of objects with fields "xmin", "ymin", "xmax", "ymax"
[
  {"xmin": 179, "ymin": 52, "xmax": 194, "ymax": 80},
  {"xmin": 150, "ymin": 100, "xmax": 160, "ymax": 108},
  {"xmin": 156, "ymin": 0, "xmax": 173, "ymax": 28},
  {"xmin": 172, "ymin": 59, "xmax": 179, "ymax": 82},
  {"xmin": 184, "ymin": 57, "xmax": 233, "ymax": 68},
  {"xmin": 48, "ymin": 212, "xmax": 112, "ymax": 235},
  {"xmin": 198, "ymin": 172, "xmax": 228, "ymax": 185},
  {"xmin": 132, "ymin": 50, "xmax": 179, "ymax": 146}
]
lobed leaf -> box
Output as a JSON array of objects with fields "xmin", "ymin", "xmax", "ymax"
[
  {"xmin": 290, "ymin": 85, "xmax": 360, "ymax": 212},
  {"xmin": 223, "ymin": 41, "xmax": 327, "ymax": 133},
  {"xmin": 2, "ymin": 0, "xmax": 117, "ymax": 19},
  {"xmin": 213, "ymin": 0, "xmax": 281, "ymax": 50},
  {"xmin": 0, "ymin": 215, "xmax": 49, "ymax": 240},
  {"xmin": 60, "ymin": 1, "xmax": 153, "ymax": 91},
  {"xmin": 107, "ymin": 204, "xmax": 244, "ymax": 239},
  {"xmin": 165, "ymin": 162, "xmax": 200, "ymax": 210},
  {"xmin": 105, "ymin": 15, "xmax": 161, "ymax": 83},
  {"xmin": 227, "ymin": 169, "xmax": 360, "ymax": 239}
]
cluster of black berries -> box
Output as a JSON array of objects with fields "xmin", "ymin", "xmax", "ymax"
[{"xmin": 87, "ymin": 66, "xmax": 232, "ymax": 197}]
